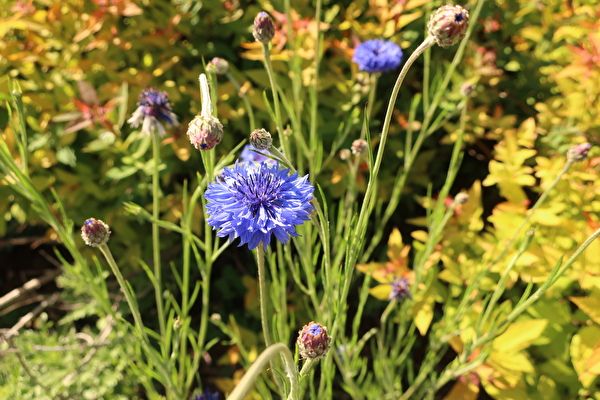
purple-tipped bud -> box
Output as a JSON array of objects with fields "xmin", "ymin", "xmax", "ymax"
[
  {"xmin": 339, "ymin": 149, "xmax": 352, "ymax": 161},
  {"xmin": 187, "ymin": 115, "xmax": 224, "ymax": 151},
  {"xmin": 567, "ymin": 142, "xmax": 592, "ymax": 162},
  {"xmin": 351, "ymin": 139, "xmax": 368, "ymax": 156},
  {"xmin": 460, "ymin": 82, "xmax": 476, "ymax": 97},
  {"xmin": 81, "ymin": 218, "xmax": 111, "ymax": 247},
  {"xmin": 297, "ymin": 321, "xmax": 330, "ymax": 359},
  {"xmin": 253, "ymin": 11, "xmax": 275, "ymax": 43},
  {"xmin": 249, "ymin": 128, "xmax": 273, "ymax": 150},
  {"xmin": 207, "ymin": 57, "xmax": 229, "ymax": 75},
  {"xmin": 428, "ymin": 5, "xmax": 470, "ymax": 47},
  {"xmin": 453, "ymin": 192, "xmax": 469, "ymax": 205},
  {"xmin": 389, "ymin": 277, "xmax": 411, "ymax": 301},
  {"xmin": 128, "ymin": 88, "xmax": 178, "ymax": 136}
]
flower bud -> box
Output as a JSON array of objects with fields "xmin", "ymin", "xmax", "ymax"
[
  {"xmin": 81, "ymin": 218, "xmax": 111, "ymax": 247},
  {"xmin": 207, "ymin": 57, "xmax": 229, "ymax": 75},
  {"xmin": 453, "ymin": 192, "xmax": 469, "ymax": 205},
  {"xmin": 339, "ymin": 149, "xmax": 351, "ymax": 161},
  {"xmin": 187, "ymin": 115, "xmax": 224, "ymax": 151},
  {"xmin": 389, "ymin": 277, "xmax": 411, "ymax": 301},
  {"xmin": 428, "ymin": 5, "xmax": 469, "ymax": 47},
  {"xmin": 567, "ymin": 142, "xmax": 592, "ymax": 162},
  {"xmin": 253, "ymin": 11, "xmax": 275, "ymax": 43},
  {"xmin": 297, "ymin": 321, "xmax": 330, "ymax": 359},
  {"xmin": 351, "ymin": 139, "xmax": 368, "ymax": 156},
  {"xmin": 249, "ymin": 128, "xmax": 273, "ymax": 150},
  {"xmin": 460, "ymin": 82, "xmax": 476, "ymax": 97}
]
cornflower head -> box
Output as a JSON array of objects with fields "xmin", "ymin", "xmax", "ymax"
[
  {"xmin": 81, "ymin": 218, "xmax": 111, "ymax": 247},
  {"xmin": 567, "ymin": 142, "xmax": 592, "ymax": 162},
  {"xmin": 187, "ymin": 73, "xmax": 223, "ymax": 150},
  {"xmin": 206, "ymin": 57, "xmax": 229, "ymax": 75},
  {"xmin": 205, "ymin": 162, "xmax": 314, "ymax": 250},
  {"xmin": 428, "ymin": 4, "xmax": 470, "ymax": 47},
  {"xmin": 193, "ymin": 389, "xmax": 220, "ymax": 400},
  {"xmin": 352, "ymin": 39, "xmax": 404, "ymax": 73},
  {"xmin": 389, "ymin": 277, "xmax": 411, "ymax": 301},
  {"xmin": 239, "ymin": 144, "xmax": 275, "ymax": 165},
  {"xmin": 253, "ymin": 11, "xmax": 275, "ymax": 43},
  {"xmin": 297, "ymin": 321, "xmax": 330, "ymax": 359},
  {"xmin": 128, "ymin": 88, "xmax": 178, "ymax": 136}
]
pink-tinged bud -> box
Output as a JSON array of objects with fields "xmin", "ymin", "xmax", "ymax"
[
  {"xmin": 249, "ymin": 128, "xmax": 273, "ymax": 150},
  {"xmin": 351, "ymin": 139, "xmax": 368, "ymax": 156},
  {"xmin": 207, "ymin": 57, "xmax": 229, "ymax": 75},
  {"xmin": 453, "ymin": 192, "xmax": 469, "ymax": 205},
  {"xmin": 339, "ymin": 149, "xmax": 352, "ymax": 161},
  {"xmin": 297, "ymin": 321, "xmax": 330, "ymax": 359},
  {"xmin": 81, "ymin": 218, "xmax": 110, "ymax": 247},
  {"xmin": 187, "ymin": 115, "xmax": 224, "ymax": 151},
  {"xmin": 389, "ymin": 277, "xmax": 411, "ymax": 301},
  {"xmin": 253, "ymin": 11, "xmax": 275, "ymax": 43},
  {"xmin": 567, "ymin": 142, "xmax": 592, "ymax": 162},
  {"xmin": 428, "ymin": 5, "xmax": 470, "ymax": 47}
]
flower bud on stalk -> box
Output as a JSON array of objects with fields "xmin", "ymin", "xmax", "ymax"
[
  {"xmin": 206, "ymin": 57, "xmax": 229, "ymax": 75},
  {"xmin": 253, "ymin": 11, "xmax": 275, "ymax": 43},
  {"xmin": 187, "ymin": 73, "xmax": 224, "ymax": 150},
  {"xmin": 297, "ymin": 321, "xmax": 330, "ymax": 359},
  {"xmin": 567, "ymin": 142, "xmax": 592, "ymax": 162},
  {"xmin": 351, "ymin": 139, "xmax": 368, "ymax": 156},
  {"xmin": 249, "ymin": 128, "xmax": 273, "ymax": 150},
  {"xmin": 339, "ymin": 149, "xmax": 352, "ymax": 161},
  {"xmin": 428, "ymin": 5, "xmax": 470, "ymax": 47},
  {"xmin": 389, "ymin": 277, "xmax": 411, "ymax": 301},
  {"xmin": 81, "ymin": 218, "xmax": 111, "ymax": 247}
]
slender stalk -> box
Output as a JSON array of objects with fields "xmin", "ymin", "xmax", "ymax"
[
  {"xmin": 98, "ymin": 244, "xmax": 146, "ymax": 339},
  {"xmin": 354, "ymin": 37, "xmax": 435, "ymax": 244},
  {"xmin": 365, "ymin": 74, "xmax": 379, "ymax": 121},
  {"xmin": 256, "ymin": 245, "xmax": 272, "ymax": 347},
  {"xmin": 227, "ymin": 343, "xmax": 298, "ymax": 400},
  {"xmin": 261, "ymin": 43, "xmax": 291, "ymax": 158},
  {"xmin": 226, "ymin": 72, "xmax": 256, "ymax": 130},
  {"xmin": 309, "ymin": 0, "xmax": 322, "ymax": 175},
  {"xmin": 151, "ymin": 132, "xmax": 166, "ymax": 340}
]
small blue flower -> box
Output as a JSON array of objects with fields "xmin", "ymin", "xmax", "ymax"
[
  {"xmin": 239, "ymin": 144, "xmax": 275, "ymax": 165},
  {"xmin": 389, "ymin": 277, "xmax": 411, "ymax": 300},
  {"xmin": 193, "ymin": 389, "xmax": 220, "ymax": 400},
  {"xmin": 128, "ymin": 88, "xmax": 178, "ymax": 135},
  {"xmin": 352, "ymin": 39, "xmax": 403, "ymax": 73},
  {"xmin": 205, "ymin": 162, "xmax": 314, "ymax": 250}
]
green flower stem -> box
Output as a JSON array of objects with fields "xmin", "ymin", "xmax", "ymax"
[
  {"xmin": 365, "ymin": 74, "xmax": 379, "ymax": 121},
  {"xmin": 261, "ymin": 43, "xmax": 291, "ymax": 159},
  {"xmin": 256, "ymin": 245, "xmax": 272, "ymax": 347},
  {"xmin": 308, "ymin": 0, "xmax": 322, "ymax": 176},
  {"xmin": 151, "ymin": 132, "xmax": 166, "ymax": 341},
  {"xmin": 226, "ymin": 72, "xmax": 256, "ymax": 130},
  {"xmin": 98, "ymin": 244, "xmax": 146, "ymax": 340},
  {"xmin": 227, "ymin": 343, "xmax": 298, "ymax": 400},
  {"xmin": 353, "ymin": 37, "xmax": 434, "ymax": 251}
]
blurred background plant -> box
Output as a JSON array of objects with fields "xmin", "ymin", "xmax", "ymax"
[{"xmin": 0, "ymin": 0, "xmax": 598, "ymax": 399}]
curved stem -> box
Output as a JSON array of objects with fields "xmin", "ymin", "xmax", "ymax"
[
  {"xmin": 256, "ymin": 246, "xmax": 273, "ymax": 347},
  {"xmin": 354, "ymin": 37, "xmax": 434, "ymax": 245},
  {"xmin": 98, "ymin": 244, "xmax": 146, "ymax": 339},
  {"xmin": 151, "ymin": 132, "xmax": 166, "ymax": 340},
  {"xmin": 227, "ymin": 343, "xmax": 299, "ymax": 400}
]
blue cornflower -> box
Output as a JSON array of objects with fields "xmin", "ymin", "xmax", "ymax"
[
  {"xmin": 205, "ymin": 162, "xmax": 314, "ymax": 250},
  {"xmin": 389, "ymin": 277, "xmax": 411, "ymax": 300},
  {"xmin": 128, "ymin": 88, "xmax": 178, "ymax": 135},
  {"xmin": 239, "ymin": 144, "xmax": 275, "ymax": 165},
  {"xmin": 352, "ymin": 39, "xmax": 403, "ymax": 73},
  {"xmin": 193, "ymin": 389, "xmax": 220, "ymax": 400}
]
